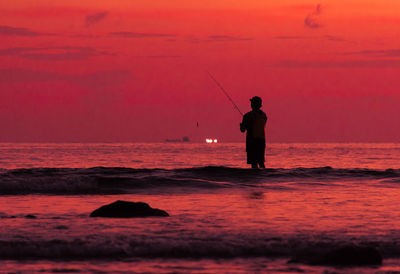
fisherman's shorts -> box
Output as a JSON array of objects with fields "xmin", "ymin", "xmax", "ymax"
[{"xmin": 246, "ymin": 139, "xmax": 265, "ymax": 164}]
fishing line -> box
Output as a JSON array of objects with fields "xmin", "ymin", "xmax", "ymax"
[{"xmin": 207, "ymin": 71, "xmax": 243, "ymax": 116}]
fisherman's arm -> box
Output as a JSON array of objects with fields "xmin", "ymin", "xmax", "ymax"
[{"xmin": 240, "ymin": 115, "xmax": 247, "ymax": 132}]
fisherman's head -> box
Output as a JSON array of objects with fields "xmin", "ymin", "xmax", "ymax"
[{"xmin": 250, "ymin": 96, "xmax": 262, "ymax": 110}]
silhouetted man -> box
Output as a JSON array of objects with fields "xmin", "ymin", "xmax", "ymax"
[{"xmin": 240, "ymin": 96, "xmax": 267, "ymax": 168}]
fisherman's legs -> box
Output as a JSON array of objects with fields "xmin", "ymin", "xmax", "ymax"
[
  {"xmin": 250, "ymin": 161, "xmax": 265, "ymax": 168},
  {"xmin": 246, "ymin": 139, "xmax": 266, "ymax": 168},
  {"xmin": 251, "ymin": 162, "xmax": 264, "ymax": 169}
]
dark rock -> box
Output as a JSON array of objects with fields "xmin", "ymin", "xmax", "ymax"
[
  {"xmin": 54, "ymin": 225, "xmax": 69, "ymax": 230},
  {"xmin": 290, "ymin": 245, "xmax": 383, "ymax": 266},
  {"xmin": 319, "ymin": 245, "xmax": 382, "ymax": 266},
  {"xmin": 25, "ymin": 214, "xmax": 37, "ymax": 219},
  {"xmin": 90, "ymin": 200, "xmax": 169, "ymax": 218}
]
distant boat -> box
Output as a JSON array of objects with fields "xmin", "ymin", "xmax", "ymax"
[{"xmin": 165, "ymin": 136, "xmax": 190, "ymax": 143}]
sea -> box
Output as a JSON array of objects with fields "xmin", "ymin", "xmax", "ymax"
[{"xmin": 1, "ymin": 142, "xmax": 400, "ymax": 273}]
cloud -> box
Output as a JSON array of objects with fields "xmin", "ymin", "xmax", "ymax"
[
  {"xmin": 274, "ymin": 35, "xmax": 312, "ymax": 40},
  {"xmin": 206, "ymin": 35, "xmax": 253, "ymax": 42},
  {"xmin": 273, "ymin": 35, "xmax": 346, "ymax": 43},
  {"xmin": 324, "ymin": 35, "xmax": 346, "ymax": 42},
  {"xmin": 138, "ymin": 55, "xmax": 181, "ymax": 58},
  {"xmin": 184, "ymin": 35, "xmax": 252, "ymax": 43},
  {"xmin": 0, "ymin": 68, "xmax": 130, "ymax": 91},
  {"xmin": 85, "ymin": 12, "xmax": 108, "ymax": 27},
  {"xmin": 286, "ymin": 5, "xmax": 317, "ymax": 10},
  {"xmin": 276, "ymin": 59, "xmax": 400, "ymax": 68},
  {"xmin": 304, "ymin": 4, "xmax": 322, "ymax": 29},
  {"xmin": 110, "ymin": 32, "xmax": 175, "ymax": 38},
  {"xmin": 344, "ymin": 49, "xmax": 400, "ymax": 57},
  {"xmin": 184, "ymin": 36, "xmax": 202, "ymax": 43},
  {"xmin": 0, "ymin": 46, "xmax": 114, "ymax": 60},
  {"xmin": 0, "ymin": 69, "xmax": 60, "ymax": 83},
  {"xmin": 0, "ymin": 69, "xmax": 131, "ymax": 108},
  {"xmin": 69, "ymin": 70, "xmax": 131, "ymax": 91},
  {"xmin": 0, "ymin": 25, "xmax": 49, "ymax": 36},
  {"xmin": 0, "ymin": 47, "xmax": 33, "ymax": 55},
  {"xmin": 70, "ymin": 34, "xmax": 103, "ymax": 39}
]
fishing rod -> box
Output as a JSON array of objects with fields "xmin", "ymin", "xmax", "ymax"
[{"xmin": 207, "ymin": 71, "xmax": 243, "ymax": 116}]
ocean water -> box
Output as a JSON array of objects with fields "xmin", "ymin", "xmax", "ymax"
[{"xmin": 1, "ymin": 142, "xmax": 400, "ymax": 273}]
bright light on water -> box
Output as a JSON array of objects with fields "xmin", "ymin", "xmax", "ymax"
[{"xmin": 205, "ymin": 138, "xmax": 218, "ymax": 143}]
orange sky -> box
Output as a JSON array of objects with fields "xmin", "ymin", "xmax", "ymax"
[{"xmin": 1, "ymin": 0, "xmax": 400, "ymax": 142}]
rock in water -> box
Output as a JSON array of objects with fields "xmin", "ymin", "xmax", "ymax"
[
  {"xmin": 289, "ymin": 245, "xmax": 383, "ymax": 266},
  {"xmin": 90, "ymin": 200, "xmax": 169, "ymax": 218},
  {"xmin": 320, "ymin": 245, "xmax": 382, "ymax": 266}
]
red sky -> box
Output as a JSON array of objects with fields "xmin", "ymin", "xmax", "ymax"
[{"xmin": 1, "ymin": 0, "xmax": 400, "ymax": 142}]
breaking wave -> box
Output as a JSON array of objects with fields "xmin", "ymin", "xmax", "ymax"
[
  {"xmin": 0, "ymin": 166, "xmax": 399, "ymax": 195},
  {"xmin": 0, "ymin": 233, "xmax": 395, "ymax": 260}
]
